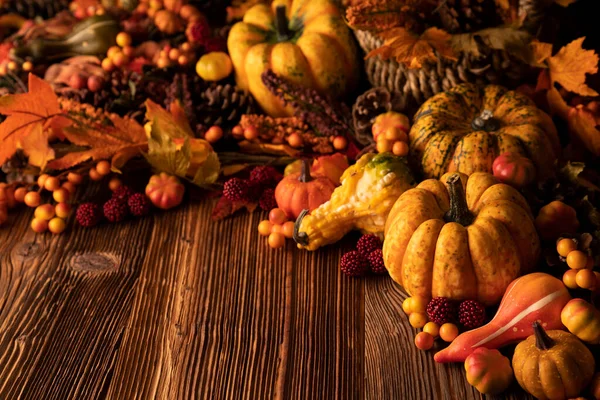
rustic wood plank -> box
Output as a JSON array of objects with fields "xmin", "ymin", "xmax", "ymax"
[{"xmin": 364, "ymin": 276, "xmax": 533, "ymax": 400}]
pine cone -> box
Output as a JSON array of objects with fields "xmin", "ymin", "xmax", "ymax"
[
  {"xmin": 165, "ymin": 72, "xmax": 199, "ymax": 126},
  {"xmin": 436, "ymin": 0, "xmax": 501, "ymax": 33},
  {"xmin": 1, "ymin": 150, "xmax": 37, "ymax": 184},
  {"xmin": 196, "ymin": 83, "xmax": 256, "ymax": 134},
  {"xmin": 352, "ymin": 87, "xmax": 392, "ymax": 146},
  {"xmin": 0, "ymin": 0, "xmax": 70, "ymax": 19}
]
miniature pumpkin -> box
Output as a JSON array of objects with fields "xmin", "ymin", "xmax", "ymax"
[
  {"xmin": 227, "ymin": 1, "xmax": 359, "ymax": 116},
  {"xmin": 145, "ymin": 173, "xmax": 185, "ymax": 210},
  {"xmin": 409, "ymin": 83, "xmax": 560, "ymax": 181},
  {"xmin": 560, "ymin": 298, "xmax": 600, "ymax": 344},
  {"xmin": 512, "ymin": 322, "xmax": 595, "ymax": 400},
  {"xmin": 464, "ymin": 348, "xmax": 513, "ymax": 395},
  {"xmin": 154, "ymin": 10, "xmax": 184, "ymax": 35},
  {"xmin": 492, "ymin": 152, "xmax": 536, "ymax": 188},
  {"xmin": 195, "ymin": 52, "xmax": 233, "ymax": 81},
  {"xmin": 535, "ymin": 200, "xmax": 579, "ymax": 241},
  {"xmin": 383, "ymin": 172, "xmax": 539, "ymax": 305},
  {"xmin": 372, "ymin": 111, "xmax": 410, "ymax": 142},
  {"xmin": 275, "ymin": 159, "xmax": 335, "ymax": 219}
]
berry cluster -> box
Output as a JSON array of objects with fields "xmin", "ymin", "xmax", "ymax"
[
  {"xmin": 339, "ymin": 234, "xmax": 386, "ymax": 277},
  {"xmin": 258, "ymin": 208, "xmax": 295, "ymax": 249},
  {"xmin": 372, "ymin": 112, "xmax": 410, "ymax": 156},
  {"xmin": 403, "ymin": 296, "xmax": 486, "ymax": 351},
  {"xmin": 558, "ymin": 237, "xmax": 599, "ymax": 290},
  {"xmin": 223, "ymin": 166, "xmax": 282, "ymax": 211}
]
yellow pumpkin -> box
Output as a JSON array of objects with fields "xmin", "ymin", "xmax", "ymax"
[
  {"xmin": 513, "ymin": 322, "xmax": 595, "ymax": 400},
  {"xmin": 409, "ymin": 83, "xmax": 560, "ymax": 181},
  {"xmin": 383, "ymin": 172, "xmax": 539, "ymax": 305},
  {"xmin": 560, "ymin": 298, "xmax": 600, "ymax": 344},
  {"xmin": 227, "ymin": 0, "xmax": 358, "ymax": 117}
]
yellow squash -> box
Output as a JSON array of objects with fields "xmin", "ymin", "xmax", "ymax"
[
  {"xmin": 227, "ymin": 0, "xmax": 358, "ymax": 116},
  {"xmin": 383, "ymin": 172, "xmax": 539, "ymax": 305}
]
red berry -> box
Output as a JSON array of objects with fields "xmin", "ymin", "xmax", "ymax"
[
  {"xmin": 223, "ymin": 178, "xmax": 250, "ymax": 202},
  {"xmin": 127, "ymin": 193, "xmax": 151, "ymax": 217},
  {"xmin": 340, "ymin": 251, "xmax": 369, "ymax": 277},
  {"xmin": 368, "ymin": 249, "xmax": 387, "ymax": 274},
  {"xmin": 76, "ymin": 203, "xmax": 101, "ymax": 227},
  {"xmin": 458, "ymin": 300, "xmax": 486, "ymax": 329},
  {"xmin": 249, "ymin": 165, "xmax": 282, "ymax": 187},
  {"xmin": 258, "ymin": 188, "xmax": 277, "ymax": 211},
  {"xmin": 112, "ymin": 185, "xmax": 134, "ymax": 203},
  {"xmin": 426, "ymin": 297, "xmax": 457, "ymax": 325},
  {"xmin": 103, "ymin": 198, "xmax": 128, "ymax": 222},
  {"xmin": 356, "ymin": 234, "xmax": 382, "ymax": 257},
  {"xmin": 69, "ymin": 74, "xmax": 87, "ymax": 90},
  {"xmin": 87, "ymin": 75, "xmax": 104, "ymax": 92}
]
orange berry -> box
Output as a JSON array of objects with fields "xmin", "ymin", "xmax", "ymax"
[
  {"xmin": 439, "ymin": 323, "xmax": 459, "ymax": 342},
  {"xmin": 232, "ymin": 125, "xmax": 244, "ymax": 138},
  {"xmin": 414, "ymin": 332, "xmax": 434, "ymax": 350},
  {"xmin": 62, "ymin": 181, "xmax": 77, "ymax": 195},
  {"xmin": 169, "ymin": 48, "xmax": 181, "ymax": 61},
  {"xmin": 402, "ymin": 297, "xmax": 414, "ymax": 314},
  {"xmin": 268, "ymin": 208, "xmax": 287, "ymax": 225},
  {"xmin": 282, "ymin": 221, "xmax": 295, "ymax": 239},
  {"xmin": 122, "ymin": 45, "xmax": 134, "ymax": 57},
  {"xmin": 567, "ymin": 250, "xmax": 589, "ymax": 270},
  {"xmin": 392, "ymin": 141, "xmax": 409, "ymax": 157},
  {"xmin": 423, "ymin": 322, "xmax": 440, "ymax": 337},
  {"xmin": 258, "ymin": 220, "xmax": 272, "ymax": 236},
  {"xmin": 116, "ymin": 32, "xmax": 132, "ymax": 48},
  {"xmin": 37, "ymin": 174, "xmax": 49, "ymax": 188},
  {"xmin": 562, "ymin": 269, "xmax": 579, "ymax": 289},
  {"xmin": 24, "ymin": 191, "xmax": 41, "ymax": 207},
  {"xmin": 7, "ymin": 61, "xmax": 17, "ymax": 71},
  {"xmin": 177, "ymin": 55, "xmax": 189, "ymax": 66},
  {"xmin": 30, "ymin": 218, "xmax": 48, "ymax": 233},
  {"xmin": 271, "ymin": 224, "xmax": 283, "ymax": 234},
  {"xmin": 22, "ymin": 61, "xmax": 33, "ymax": 72},
  {"xmin": 411, "ymin": 297, "xmax": 428, "ymax": 313},
  {"xmin": 112, "ymin": 53, "xmax": 129, "ymax": 68},
  {"xmin": 268, "ymin": 232, "xmax": 286, "ymax": 249},
  {"xmin": 107, "ymin": 46, "xmax": 121, "ymax": 58},
  {"xmin": 384, "ymin": 127, "xmax": 407, "ymax": 142},
  {"xmin": 89, "ymin": 168, "xmax": 103, "ymax": 181},
  {"xmin": 409, "ymin": 312, "xmax": 427, "ymax": 328},
  {"xmin": 205, "ymin": 126, "xmax": 223, "ymax": 143},
  {"xmin": 52, "ymin": 188, "xmax": 70, "ymax": 203},
  {"xmin": 376, "ymin": 138, "xmax": 393, "ymax": 153},
  {"xmin": 101, "ymin": 58, "xmax": 114, "ymax": 72},
  {"xmin": 34, "ymin": 204, "xmax": 55, "ymax": 220},
  {"xmin": 109, "ymin": 178, "xmax": 122, "ymax": 191},
  {"xmin": 67, "ymin": 172, "xmax": 83, "ymax": 185},
  {"xmin": 244, "ymin": 126, "xmax": 259, "ymax": 140},
  {"xmin": 14, "ymin": 187, "xmax": 27, "ymax": 203},
  {"xmin": 557, "ymin": 238, "xmax": 578, "ymax": 257},
  {"xmin": 576, "ymin": 269, "xmax": 596, "ymax": 289},
  {"xmin": 333, "ymin": 136, "xmax": 348, "ymax": 150},
  {"xmin": 156, "ymin": 57, "xmax": 170, "ymax": 69},
  {"xmin": 48, "ymin": 218, "xmax": 66, "ymax": 234},
  {"xmin": 96, "ymin": 160, "xmax": 111, "ymax": 176},
  {"xmin": 181, "ymin": 42, "xmax": 192, "ymax": 52},
  {"xmin": 287, "ymin": 133, "xmax": 304, "ymax": 148},
  {"xmin": 55, "ymin": 203, "xmax": 71, "ymax": 219},
  {"xmin": 44, "ymin": 176, "xmax": 61, "ymax": 191}
]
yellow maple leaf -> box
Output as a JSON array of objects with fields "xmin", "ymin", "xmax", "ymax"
[
  {"xmin": 18, "ymin": 124, "xmax": 54, "ymax": 170},
  {"xmin": 547, "ymin": 37, "xmax": 599, "ymax": 96},
  {"xmin": 368, "ymin": 27, "xmax": 456, "ymax": 69}
]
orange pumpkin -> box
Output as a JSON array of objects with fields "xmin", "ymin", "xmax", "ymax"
[
  {"xmin": 383, "ymin": 172, "xmax": 539, "ymax": 305},
  {"xmin": 535, "ymin": 200, "xmax": 579, "ymax": 241},
  {"xmin": 464, "ymin": 348, "xmax": 513, "ymax": 395},
  {"xmin": 275, "ymin": 159, "xmax": 335, "ymax": 219},
  {"xmin": 560, "ymin": 298, "xmax": 600, "ymax": 344}
]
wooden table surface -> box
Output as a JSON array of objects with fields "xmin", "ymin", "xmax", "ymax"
[{"xmin": 0, "ymin": 196, "xmax": 532, "ymax": 400}]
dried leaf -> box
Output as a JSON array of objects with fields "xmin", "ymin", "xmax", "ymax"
[
  {"xmin": 0, "ymin": 74, "xmax": 64, "ymax": 167},
  {"xmin": 451, "ymin": 27, "xmax": 533, "ymax": 64},
  {"xmin": 531, "ymin": 40, "xmax": 553, "ymax": 65},
  {"xmin": 568, "ymin": 106, "xmax": 600, "ymax": 156},
  {"xmin": 546, "ymin": 86, "xmax": 571, "ymax": 119},
  {"xmin": 19, "ymin": 124, "xmax": 54, "ymax": 170},
  {"xmin": 238, "ymin": 140, "xmax": 301, "ymax": 157},
  {"xmin": 559, "ymin": 161, "xmax": 600, "ymax": 192},
  {"xmin": 536, "ymin": 69, "xmax": 551, "ymax": 92},
  {"xmin": 547, "ymin": 37, "xmax": 599, "ymax": 96},
  {"xmin": 494, "ymin": 0, "xmax": 519, "ymax": 23},
  {"xmin": 222, "ymin": 164, "xmax": 249, "ymax": 176},
  {"xmin": 211, "ymin": 196, "xmax": 256, "ymax": 221},
  {"xmin": 369, "ymin": 27, "xmax": 456, "ymax": 68}
]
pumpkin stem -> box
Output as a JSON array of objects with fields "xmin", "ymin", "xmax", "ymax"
[
  {"xmin": 293, "ymin": 209, "xmax": 309, "ymax": 246},
  {"xmin": 532, "ymin": 321, "xmax": 554, "ymax": 350},
  {"xmin": 444, "ymin": 174, "xmax": 474, "ymax": 226},
  {"xmin": 299, "ymin": 159, "xmax": 312, "ymax": 183},
  {"xmin": 472, "ymin": 109, "xmax": 499, "ymax": 132},
  {"xmin": 275, "ymin": 5, "xmax": 290, "ymax": 42}
]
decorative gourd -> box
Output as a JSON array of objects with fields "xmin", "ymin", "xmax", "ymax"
[
  {"xmin": 560, "ymin": 298, "xmax": 600, "ymax": 344},
  {"xmin": 535, "ymin": 200, "xmax": 580, "ymax": 241},
  {"xmin": 409, "ymin": 83, "xmax": 560, "ymax": 181},
  {"xmin": 492, "ymin": 152, "xmax": 536, "ymax": 188},
  {"xmin": 383, "ymin": 172, "xmax": 539, "ymax": 305},
  {"xmin": 154, "ymin": 10, "xmax": 184, "ymax": 35},
  {"xmin": 464, "ymin": 348, "xmax": 513, "ymax": 395},
  {"xmin": 294, "ymin": 153, "xmax": 415, "ymax": 251},
  {"xmin": 12, "ymin": 15, "xmax": 120, "ymax": 62},
  {"xmin": 227, "ymin": 1, "xmax": 359, "ymax": 116},
  {"xmin": 434, "ymin": 273, "xmax": 571, "ymax": 363},
  {"xmin": 275, "ymin": 159, "xmax": 336, "ymax": 219},
  {"xmin": 195, "ymin": 52, "xmax": 233, "ymax": 82},
  {"xmin": 512, "ymin": 322, "xmax": 595, "ymax": 400},
  {"xmin": 372, "ymin": 111, "xmax": 410, "ymax": 142}
]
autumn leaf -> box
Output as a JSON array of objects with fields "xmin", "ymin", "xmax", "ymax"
[
  {"xmin": 547, "ymin": 37, "xmax": 599, "ymax": 96},
  {"xmin": 0, "ymin": 74, "xmax": 64, "ymax": 167},
  {"xmin": 19, "ymin": 124, "xmax": 54, "ymax": 170},
  {"xmin": 451, "ymin": 27, "xmax": 533, "ymax": 64},
  {"xmin": 568, "ymin": 105, "xmax": 600, "ymax": 156},
  {"xmin": 47, "ymin": 113, "xmax": 147, "ymax": 171},
  {"xmin": 546, "ymin": 86, "xmax": 570, "ymax": 119},
  {"xmin": 531, "ymin": 40, "xmax": 553, "ymax": 65},
  {"xmin": 554, "ymin": 0, "xmax": 576, "ymax": 7},
  {"xmin": 144, "ymin": 100, "xmax": 220, "ymax": 186},
  {"xmin": 346, "ymin": 0, "xmax": 434, "ymax": 32},
  {"xmin": 368, "ymin": 27, "xmax": 456, "ymax": 68}
]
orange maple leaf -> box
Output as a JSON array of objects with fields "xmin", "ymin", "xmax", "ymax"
[
  {"xmin": 0, "ymin": 74, "xmax": 64, "ymax": 167},
  {"xmin": 547, "ymin": 37, "xmax": 599, "ymax": 96},
  {"xmin": 568, "ymin": 106, "xmax": 600, "ymax": 156},
  {"xmin": 368, "ymin": 27, "xmax": 456, "ymax": 69},
  {"xmin": 531, "ymin": 40, "xmax": 553, "ymax": 65},
  {"xmin": 47, "ymin": 113, "xmax": 147, "ymax": 171}
]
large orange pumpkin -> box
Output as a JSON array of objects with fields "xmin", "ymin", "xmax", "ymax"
[
  {"xmin": 383, "ymin": 172, "xmax": 540, "ymax": 305},
  {"xmin": 409, "ymin": 84, "xmax": 560, "ymax": 181},
  {"xmin": 227, "ymin": 0, "xmax": 358, "ymax": 116}
]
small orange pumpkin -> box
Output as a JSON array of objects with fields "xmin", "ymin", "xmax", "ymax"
[
  {"xmin": 275, "ymin": 159, "xmax": 335, "ymax": 219},
  {"xmin": 560, "ymin": 298, "xmax": 600, "ymax": 344},
  {"xmin": 464, "ymin": 348, "xmax": 513, "ymax": 395},
  {"xmin": 535, "ymin": 200, "xmax": 579, "ymax": 241}
]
